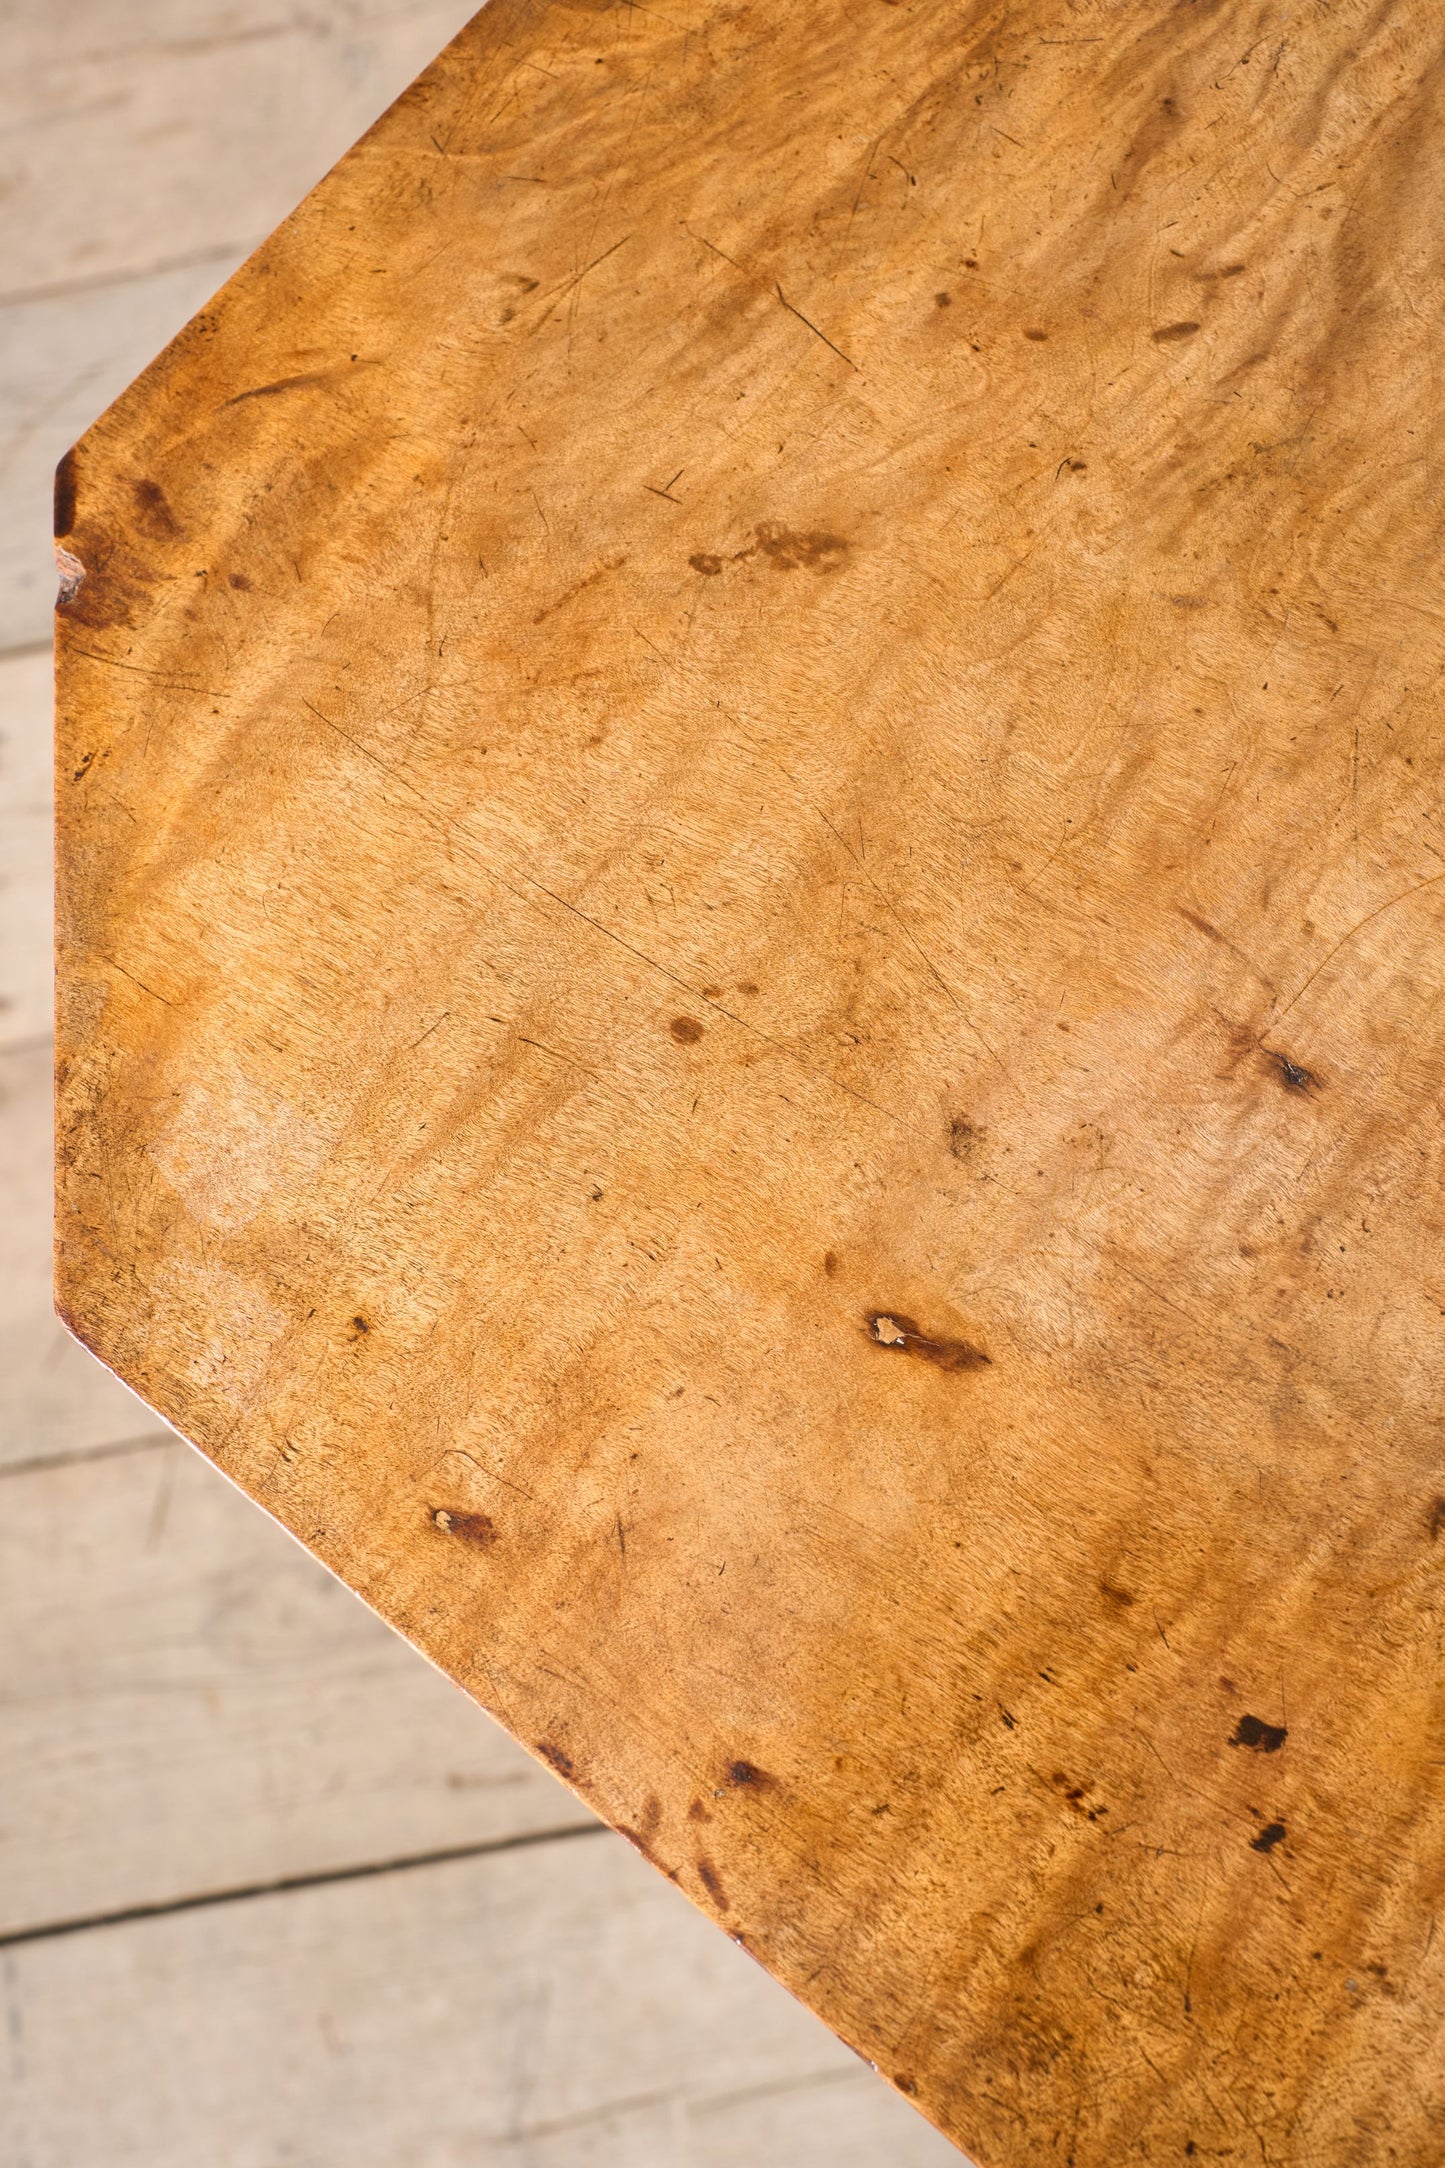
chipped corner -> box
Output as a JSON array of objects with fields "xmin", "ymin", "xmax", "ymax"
[
  {"xmin": 55, "ymin": 545, "xmax": 86, "ymax": 607},
  {"xmin": 55, "ymin": 444, "xmax": 85, "ymax": 605}
]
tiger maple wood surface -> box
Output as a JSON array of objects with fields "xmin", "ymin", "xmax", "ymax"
[{"xmin": 54, "ymin": 3, "xmax": 1445, "ymax": 2161}]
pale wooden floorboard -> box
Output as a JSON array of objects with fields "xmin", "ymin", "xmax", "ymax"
[
  {"xmin": 0, "ymin": 1038, "xmax": 170, "ymax": 1466},
  {"xmin": 0, "ymin": 1438, "xmax": 594, "ymax": 1938},
  {"xmin": 0, "ymin": 646, "xmax": 51, "ymax": 1052},
  {"xmin": 2, "ymin": 643, "xmax": 173, "ymax": 1460},
  {"xmin": 1, "ymin": 1836, "xmax": 956, "ymax": 2168}
]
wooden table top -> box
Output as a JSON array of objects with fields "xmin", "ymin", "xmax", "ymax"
[{"xmin": 55, "ymin": 4, "xmax": 1445, "ymax": 2160}]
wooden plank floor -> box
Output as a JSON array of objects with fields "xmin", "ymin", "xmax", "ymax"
[
  {"xmin": 6, "ymin": 1838, "xmax": 955, "ymax": 2168},
  {"xmin": 0, "ymin": 4, "xmax": 965, "ymax": 2154}
]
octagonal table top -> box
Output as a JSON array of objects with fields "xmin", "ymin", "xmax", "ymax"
[{"xmin": 55, "ymin": 4, "xmax": 1445, "ymax": 2161}]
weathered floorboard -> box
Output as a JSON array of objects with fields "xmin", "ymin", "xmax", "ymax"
[
  {"xmin": 2, "ymin": 1834, "xmax": 958, "ymax": 2167},
  {"xmin": 0, "ymin": 1438, "xmax": 593, "ymax": 1939},
  {"xmin": 1, "ymin": 1039, "xmax": 165, "ymax": 1466},
  {"xmin": 0, "ymin": 647, "xmax": 53, "ymax": 1050}
]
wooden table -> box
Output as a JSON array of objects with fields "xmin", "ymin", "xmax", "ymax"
[{"xmin": 55, "ymin": 5, "xmax": 1445, "ymax": 2160}]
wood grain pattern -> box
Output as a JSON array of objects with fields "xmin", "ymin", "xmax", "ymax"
[
  {"xmin": 0, "ymin": 0, "xmax": 477, "ymax": 649},
  {"xmin": 55, "ymin": 3, "xmax": 1445, "ymax": 2159}
]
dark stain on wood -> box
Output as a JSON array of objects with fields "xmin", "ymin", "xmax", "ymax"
[
  {"xmin": 868, "ymin": 1312, "xmax": 990, "ymax": 1371},
  {"xmin": 1269, "ymin": 1050, "xmax": 1320, "ymax": 1094},
  {"xmin": 752, "ymin": 522, "xmax": 848, "ymax": 572},
  {"xmin": 433, "ymin": 1507, "xmax": 497, "ymax": 1547},
  {"xmin": 689, "ymin": 525, "xmax": 847, "ymax": 578},
  {"xmin": 1231, "ymin": 1714, "xmax": 1287, "ymax": 1753},
  {"xmin": 224, "ymin": 371, "xmax": 333, "ymax": 407},
  {"xmin": 132, "ymin": 479, "xmax": 180, "ymax": 537},
  {"xmin": 54, "ymin": 448, "xmax": 78, "ymax": 537},
  {"xmin": 726, "ymin": 1759, "xmax": 774, "ymax": 1790},
  {"xmin": 1052, "ymin": 1771, "xmax": 1109, "ymax": 1823},
  {"xmin": 697, "ymin": 1856, "xmax": 729, "ymax": 1906}
]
